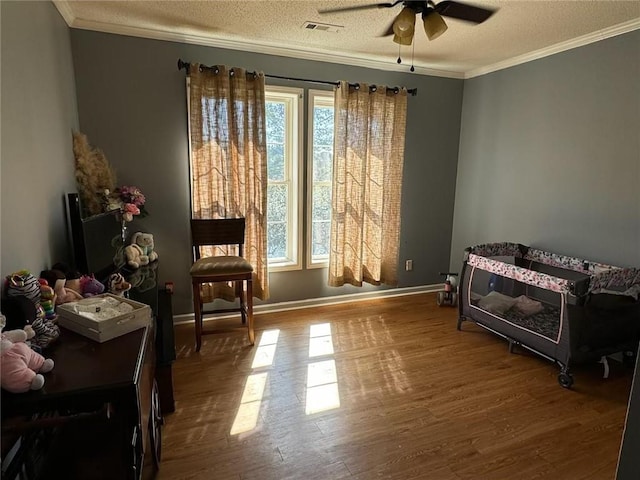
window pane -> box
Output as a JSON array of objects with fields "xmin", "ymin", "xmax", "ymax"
[
  {"xmin": 313, "ymin": 147, "xmax": 333, "ymax": 183},
  {"xmin": 266, "ymin": 102, "xmax": 285, "ymax": 143},
  {"xmin": 267, "ymin": 184, "xmax": 288, "ymax": 223},
  {"xmin": 313, "ymin": 106, "xmax": 334, "ymax": 146},
  {"xmin": 312, "ymin": 184, "xmax": 331, "ymax": 221},
  {"xmin": 309, "ymin": 95, "xmax": 334, "ymax": 265},
  {"xmin": 267, "ymin": 143, "xmax": 285, "ymax": 182},
  {"xmin": 265, "ymin": 88, "xmax": 301, "ymax": 268},
  {"xmin": 268, "ymin": 222, "xmax": 287, "ymax": 260},
  {"xmin": 267, "ymin": 99, "xmax": 286, "ymax": 182},
  {"xmin": 312, "ymin": 220, "xmax": 331, "ymax": 258}
]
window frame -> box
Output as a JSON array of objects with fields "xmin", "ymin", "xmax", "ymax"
[
  {"xmin": 265, "ymin": 85, "xmax": 304, "ymax": 272},
  {"xmin": 306, "ymin": 89, "xmax": 335, "ymax": 269}
]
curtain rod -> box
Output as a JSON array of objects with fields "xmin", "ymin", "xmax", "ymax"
[{"xmin": 177, "ymin": 59, "xmax": 417, "ymax": 96}]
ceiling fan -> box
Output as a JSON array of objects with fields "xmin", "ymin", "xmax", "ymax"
[{"xmin": 318, "ymin": 1, "xmax": 497, "ymax": 45}]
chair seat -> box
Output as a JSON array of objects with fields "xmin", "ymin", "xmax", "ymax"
[{"xmin": 190, "ymin": 255, "xmax": 253, "ymax": 277}]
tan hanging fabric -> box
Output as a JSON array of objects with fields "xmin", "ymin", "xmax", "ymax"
[
  {"xmin": 188, "ymin": 64, "xmax": 269, "ymax": 301},
  {"xmin": 329, "ymin": 81, "xmax": 407, "ymax": 287}
]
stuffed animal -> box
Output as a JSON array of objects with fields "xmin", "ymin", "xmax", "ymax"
[
  {"xmin": 1, "ymin": 295, "xmax": 36, "ymax": 331},
  {"xmin": 1, "ymin": 296, "xmax": 60, "ymax": 351},
  {"xmin": 3, "ymin": 325, "xmax": 35, "ymax": 342},
  {"xmin": 79, "ymin": 274, "xmax": 105, "ymax": 297},
  {"xmin": 107, "ymin": 273, "xmax": 132, "ymax": 296},
  {"xmin": 1, "ymin": 327, "xmax": 54, "ymax": 393},
  {"xmin": 0, "ymin": 312, "xmax": 37, "ymax": 353},
  {"xmin": 5, "ymin": 270, "xmax": 45, "ymax": 318},
  {"xmin": 5, "ymin": 272, "xmax": 61, "ymax": 349},
  {"xmin": 40, "ymin": 269, "xmax": 83, "ymax": 305},
  {"xmin": 125, "ymin": 232, "xmax": 158, "ymax": 269},
  {"xmin": 61, "ymin": 268, "xmax": 83, "ymax": 298}
]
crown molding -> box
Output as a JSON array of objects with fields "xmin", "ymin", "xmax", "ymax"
[
  {"xmin": 52, "ymin": 1, "xmax": 640, "ymax": 81},
  {"xmin": 52, "ymin": 0, "xmax": 75, "ymax": 26},
  {"xmin": 465, "ymin": 18, "xmax": 640, "ymax": 79}
]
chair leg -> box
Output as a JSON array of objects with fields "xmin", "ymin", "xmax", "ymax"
[
  {"xmin": 246, "ymin": 278, "xmax": 255, "ymax": 346},
  {"xmin": 193, "ymin": 280, "xmax": 203, "ymax": 352},
  {"xmin": 239, "ymin": 280, "xmax": 247, "ymax": 325}
]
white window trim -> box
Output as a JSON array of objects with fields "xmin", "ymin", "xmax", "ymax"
[
  {"xmin": 266, "ymin": 85, "xmax": 304, "ymax": 272},
  {"xmin": 306, "ymin": 89, "xmax": 334, "ymax": 269}
]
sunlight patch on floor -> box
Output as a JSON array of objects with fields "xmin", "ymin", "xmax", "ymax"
[
  {"xmin": 230, "ymin": 372, "xmax": 268, "ymax": 435},
  {"xmin": 251, "ymin": 329, "xmax": 281, "ymax": 369},
  {"xmin": 309, "ymin": 322, "xmax": 335, "ymax": 357},
  {"xmin": 231, "ymin": 329, "xmax": 281, "ymax": 436},
  {"xmin": 305, "ymin": 323, "xmax": 341, "ymax": 415}
]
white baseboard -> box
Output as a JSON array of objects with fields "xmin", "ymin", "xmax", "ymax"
[{"xmin": 173, "ymin": 283, "xmax": 443, "ymax": 325}]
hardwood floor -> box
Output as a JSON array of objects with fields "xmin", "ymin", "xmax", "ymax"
[{"xmin": 158, "ymin": 293, "xmax": 633, "ymax": 480}]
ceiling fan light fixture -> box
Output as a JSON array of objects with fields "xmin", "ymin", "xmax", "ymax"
[
  {"xmin": 392, "ymin": 33, "xmax": 413, "ymax": 46},
  {"xmin": 392, "ymin": 6, "xmax": 416, "ymax": 38},
  {"xmin": 423, "ymin": 11, "xmax": 448, "ymax": 41}
]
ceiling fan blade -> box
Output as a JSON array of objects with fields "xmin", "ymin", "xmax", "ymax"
[
  {"xmin": 318, "ymin": 1, "xmax": 401, "ymax": 14},
  {"xmin": 434, "ymin": 0, "xmax": 496, "ymax": 24}
]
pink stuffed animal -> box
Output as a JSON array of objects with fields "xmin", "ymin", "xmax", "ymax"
[{"xmin": 1, "ymin": 328, "xmax": 54, "ymax": 393}]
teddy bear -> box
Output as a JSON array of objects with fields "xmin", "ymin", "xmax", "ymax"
[
  {"xmin": 0, "ymin": 325, "xmax": 54, "ymax": 393},
  {"xmin": 125, "ymin": 232, "xmax": 158, "ymax": 269}
]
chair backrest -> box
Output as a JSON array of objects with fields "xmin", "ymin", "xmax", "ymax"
[{"xmin": 190, "ymin": 218, "xmax": 246, "ymax": 261}]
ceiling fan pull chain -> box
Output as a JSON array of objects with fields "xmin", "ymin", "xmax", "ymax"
[{"xmin": 397, "ymin": 42, "xmax": 402, "ymax": 64}]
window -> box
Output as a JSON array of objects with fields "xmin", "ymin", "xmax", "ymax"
[
  {"xmin": 265, "ymin": 87, "xmax": 303, "ymax": 270},
  {"xmin": 307, "ymin": 90, "xmax": 334, "ymax": 267}
]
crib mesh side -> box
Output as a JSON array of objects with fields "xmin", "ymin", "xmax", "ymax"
[
  {"xmin": 466, "ymin": 262, "xmax": 564, "ymax": 343},
  {"xmin": 460, "ymin": 253, "xmax": 640, "ymax": 367}
]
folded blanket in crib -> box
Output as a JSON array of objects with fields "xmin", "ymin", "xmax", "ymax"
[{"xmin": 477, "ymin": 291, "xmax": 543, "ymax": 317}]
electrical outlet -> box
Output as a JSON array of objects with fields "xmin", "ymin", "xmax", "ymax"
[{"xmin": 405, "ymin": 259, "xmax": 413, "ymax": 271}]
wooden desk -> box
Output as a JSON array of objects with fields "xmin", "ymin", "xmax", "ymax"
[{"xmin": 1, "ymin": 325, "xmax": 161, "ymax": 479}]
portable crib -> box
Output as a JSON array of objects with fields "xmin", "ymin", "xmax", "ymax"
[{"xmin": 458, "ymin": 242, "xmax": 640, "ymax": 388}]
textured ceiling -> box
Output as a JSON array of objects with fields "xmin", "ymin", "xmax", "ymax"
[{"xmin": 55, "ymin": 0, "xmax": 640, "ymax": 78}]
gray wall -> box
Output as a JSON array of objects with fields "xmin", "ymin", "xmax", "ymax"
[
  {"xmin": 2, "ymin": 2, "xmax": 639, "ymax": 475},
  {"xmin": 0, "ymin": 1, "xmax": 79, "ymax": 280},
  {"xmin": 69, "ymin": 30, "xmax": 464, "ymax": 315},
  {"xmin": 449, "ymin": 30, "xmax": 640, "ymax": 480},
  {"xmin": 450, "ymin": 30, "xmax": 640, "ymax": 269}
]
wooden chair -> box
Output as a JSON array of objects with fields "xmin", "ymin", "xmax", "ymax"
[{"xmin": 190, "ymin": 218, "xmax": 255, "ymax": 351}]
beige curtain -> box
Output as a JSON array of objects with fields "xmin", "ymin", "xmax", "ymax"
[
  {"xmin": 188, "ymin": 64, "xmax": 269, "ymax": 300},
  {"xmin": 329, "ymin": 81, "xmax": 407, "ymax": 287}
]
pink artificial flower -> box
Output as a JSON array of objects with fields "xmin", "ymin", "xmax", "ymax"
[{"xmin": 123, "ymin": 203, "xmax": 140, "ymax": 215}]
